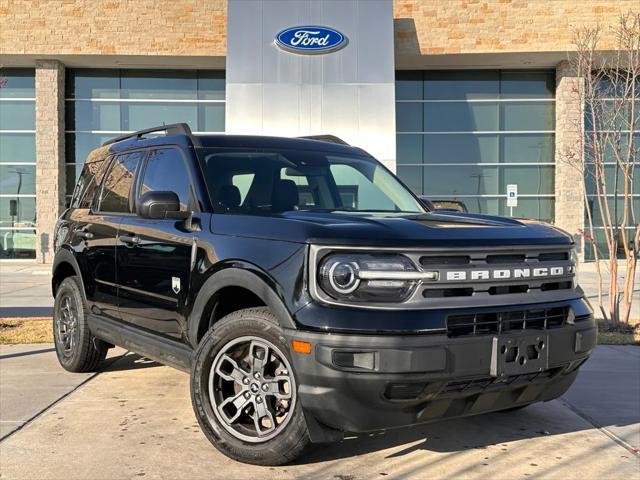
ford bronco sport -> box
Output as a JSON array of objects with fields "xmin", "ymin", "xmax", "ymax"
[{"xmin": 52, "ymin": 123, "xmax": 596, "ymax": 465}]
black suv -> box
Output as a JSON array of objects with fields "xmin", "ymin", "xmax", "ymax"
[{"xmin": 52, "ymin": 123, "xmax": 596, "ymax": 465}]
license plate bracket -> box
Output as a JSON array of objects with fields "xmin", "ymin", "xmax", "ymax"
[{"xmin": 490, "ymin": 332, "xmax": 549, "ymax": 377}]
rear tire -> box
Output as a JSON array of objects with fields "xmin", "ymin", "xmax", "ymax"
[
  {"xmin": 190, "ymin": 307, "xmax": 310, "ymax": 465},
  {"xmin": 53, "ymin": 276, "xmax": 107, "ymax": 372}
]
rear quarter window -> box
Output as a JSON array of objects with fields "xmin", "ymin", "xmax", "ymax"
[{"xmin": 71, "ymin": 152, "xmax": 112, "ymax": 209}]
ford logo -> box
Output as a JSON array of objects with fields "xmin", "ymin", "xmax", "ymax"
[{"xmin": 275, "ymin": 26, "xmax": 348, "ymax": 55}]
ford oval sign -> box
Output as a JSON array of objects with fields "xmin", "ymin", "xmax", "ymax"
[{"xmin": 275, "ymin": 26, "xmax": 348, "ymax": 55}]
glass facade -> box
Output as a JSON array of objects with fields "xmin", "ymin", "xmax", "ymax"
[
  {"xmin": 396, "ymin": 70, "xmax": 556, "ymax": 222},
  {"xmin": 65, "ymin": 69, "xmax": 225, "ymax": 197},
  {"xmin": 584, "ymin": 80, "xmax": 639, "ymax": 260},
  {"xmin": 0, "ymin": 69, "xmax": 37, "ymax": 259}
]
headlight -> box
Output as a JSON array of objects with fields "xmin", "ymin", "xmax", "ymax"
[{"xmin": 318, "ymin": 253, "xmax": 422, "ymax": 303}]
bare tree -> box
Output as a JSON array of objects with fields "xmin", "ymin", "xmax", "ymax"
[{"xmin": 563, "ymin": 13, "xmax": 639, "ymax": 323}]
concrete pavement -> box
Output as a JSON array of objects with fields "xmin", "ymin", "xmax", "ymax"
[
  {"xmin": 0, "ymin": 344, "xmax": 125, "ymax": 439},
  {"xmin": 0, "ymin": 345, "xmax": 638, "ymax": 479}
]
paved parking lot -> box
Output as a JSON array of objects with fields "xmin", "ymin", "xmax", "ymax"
[{"xmin": 0, "ymin": 345, "xmax": 638, "ymax": 480}]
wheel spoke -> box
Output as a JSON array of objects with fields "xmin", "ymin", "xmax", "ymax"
[
  {"xmin": 217, "ymin": 391, "xmax": 250, "ymax": 424},
  {"xmin": 262, "ymin": 375, "xmax": 292, "ymax": 399},
  {"xmin": 215, "ymin": 354, "xmax": 250, "ymax": 385},
  {"xmin": 249, "ymin": 341, "xmax": 269, "ymax": 375},
  {"xmin": 253, "ymin": 399, "xmax": 276, "ymax": 436}
]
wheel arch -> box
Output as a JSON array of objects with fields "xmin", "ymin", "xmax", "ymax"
[
  {"xmin": 52, "ymin": 248, "xmax": 85, "ymax": 298},
  {"xmin": 188, "ymin": 265, "xmax": 297, "ymax": 348}
]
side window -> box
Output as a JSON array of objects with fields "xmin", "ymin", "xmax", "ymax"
[
  {"xmin": 139, "ymin": 148, "xmax": 191, "ymax": 212},
  {"xmin": 71, "ymin": 155, "xmax": 111, "ymax": 209},
  {"xmin": 231, "ymin": 173, "xmax": 255, "ymax": 205},
  {"xmin": 97, "ymin": 152, "xmax": 142, "ymax": 213}
]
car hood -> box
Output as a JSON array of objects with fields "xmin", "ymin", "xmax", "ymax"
[{"xmin": 210, "ymin": 211, "xmax": 573, "ymax": 248}]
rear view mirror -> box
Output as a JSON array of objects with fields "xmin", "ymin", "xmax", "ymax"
[{"xmin": 138, "ymin": 191, "xmax": 187, "ymax": 219}]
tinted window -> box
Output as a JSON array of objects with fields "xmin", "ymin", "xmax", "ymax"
[
  {"xmin": 98, "ymin": 152, "xmax": 141, "ymax": 213},
  {"xmin": 139, "ymin": 149, "xmax": 191, "ymax": 212},
  {"xmin": 71, "ymin": 155, "xmax": 111, "ymax": 208},
  {"xmin": 200, "ymin": 149, "xmax": 424, "ymax": 215}
]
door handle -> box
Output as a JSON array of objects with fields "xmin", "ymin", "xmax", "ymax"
[{"xmin": 118, "ymin": 234, "xmax": 141, "ymax": 246}]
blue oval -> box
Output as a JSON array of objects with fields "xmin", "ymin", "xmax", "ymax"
[{"xmin": 275, "ymin": 26, "xmax": 347, "ymax": 54}]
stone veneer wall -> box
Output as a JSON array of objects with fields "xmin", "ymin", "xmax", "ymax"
[
  {"xmin": 554, "ymin": 60, "xmax": 585, "ymax": 256},
  {"xmin": 35, "ymin": 60, "xmax": 65, "ymax": 264}
]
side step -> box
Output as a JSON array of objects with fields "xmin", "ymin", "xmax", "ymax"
[{"xmin": 88, "ymin": 315, "xmax": 192, "ymax": 372}]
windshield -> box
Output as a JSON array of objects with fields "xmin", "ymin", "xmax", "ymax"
[{"xmin": 197, "ymin": 148, "xmax": 425, "ymax": 215}]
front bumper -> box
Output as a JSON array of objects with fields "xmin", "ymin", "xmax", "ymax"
[{"xmin": 284, "ymin": 300, "xmax": 596, "ymax": 437}]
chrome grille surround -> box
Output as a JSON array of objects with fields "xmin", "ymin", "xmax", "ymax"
[{"xmin": 309, "ymin": 244, "xmax": 580, "ymax": 310}]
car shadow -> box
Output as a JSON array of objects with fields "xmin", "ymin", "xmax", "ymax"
[{"xmin": 101, "ymin": 352, "xmax": 162, "ymax": 372}]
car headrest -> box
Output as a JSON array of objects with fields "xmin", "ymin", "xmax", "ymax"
[
  {"xmin": 218, "ymin": 184, "xmax": 241, "ymax": 210},
  {"xmin": 272, "ymin": 179, "xmax": 299, "ymax": 212}
]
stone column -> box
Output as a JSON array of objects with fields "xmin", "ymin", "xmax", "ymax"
[
  {"xmin": 555, "ymin": 60, "xmax": 585, "ymax": 258},
  {"xmin": 35, "ymin": 60, "xmax": 65, "ymax": 264}
]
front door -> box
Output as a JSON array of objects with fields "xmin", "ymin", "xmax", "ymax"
[{"xmin": 116, "ymin": 147, "xmax": 197, "ymax": 340}]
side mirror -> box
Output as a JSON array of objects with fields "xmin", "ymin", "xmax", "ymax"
[{"xmin": 138, "ymin": 191, "xmax": 186, "ymax": 219}]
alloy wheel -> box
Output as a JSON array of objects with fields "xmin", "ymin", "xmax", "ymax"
[{"xmin": 208, "ymin": 336, "xmax": 296, "ymax": 443}]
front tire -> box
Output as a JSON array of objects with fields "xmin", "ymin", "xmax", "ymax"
[
  {"xmin": 190, "ymin": 307, "xmax": 310, "ymax": 465},
  {"xmin": 53, "ymin": 276, "xmax": 107, "ymax": 372}
]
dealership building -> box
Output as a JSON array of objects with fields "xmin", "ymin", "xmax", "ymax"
[{"xmin": 0, "ymin": 0, "xmax": 636, "ymax": 262}]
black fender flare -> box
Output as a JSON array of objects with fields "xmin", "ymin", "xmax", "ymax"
[
  {"xmin": 187, "ymin": 266, "xmax": 297, "ymax": 348},
  {"xmin": 51, "ymin": 247, "xmax": 85, "ymax": 297}
]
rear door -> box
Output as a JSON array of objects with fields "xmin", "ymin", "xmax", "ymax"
[
  {"xmin": 116, "ymin": 147, "xmax": 197, "ymax": 340},
  {"xmin": 76, "ymin": 151, "xmax": 142, "ymax": 321}
]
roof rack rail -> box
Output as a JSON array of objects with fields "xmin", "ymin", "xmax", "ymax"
[
  {"xmin": 298, "ymin": 134, "xmax": 350, "ymax": 146},
  {"xmin": 102, "ymin": 123, "xmax": 199, "ymax": 146}
]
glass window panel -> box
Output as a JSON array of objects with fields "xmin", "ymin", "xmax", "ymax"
[
  {"xmin": 395, "ymin": 71, "xmax": 423, "ymax": 100},
  {"xmin": 66, "ymin": 100, "xmax": 121, "ymax": 132},
  {"xmin": 0, "ymin": 229, "xmax": 36, "ymax": 259},
  {"xmin": 424, "ymin": 102, "xmax": 498, "ymax": 132},
  {"xmin": 121, "ymin": 70, "xmax": 197, "ymax": 99},
  {"xmin": 66, "ymin": 133, "xmax": 118, "ymax": 164},
  {"xmin": 122, "ymin": 103, "xmax": 198, "ymax": 131},
  {"xmin": 396, "ymin": 135, "xmax": 423, "ymax": 165},
  {"xmin": 198, "ymin": 72, "xmax": 226, "ymax": 100},
  {"xmin": 140, "ymin": 149, "xmax": 191, "ymax": 211},
  {"xmin": 0, "ymin": 196, "xmax": 36, "ymax": 227},
  {"xmin": 585, "ymin": 164, "xmax": 640, "ymax": 196},
  {"xmin": 396, "ymin": 102, "xmax": 423, "ymax": 132},
  {"xmin": 584, "ymin": 227, "xmax": 636, "ymax": 261},
  {"xmin": 501, "ymin": 102, "xmax": 554, "ymax": 131},
  {"xmin": 0, "ymin": 101, "xmax": 35, "ymax": 130},
  {"xmin": 198, "ymin": 103, "xmax": 225, "ymax": 132},
  {"xmin": 460, "ymin": 197, "xmax": 500, "ymax": 216},
  {"xmin": 396, "ymin": 165, "xmax": 423, "ymax": 194},
  {"xmin": 424, "ymin": 70, "xmax": 499, "ymax": 100},
  {"xmin": 0, "ymin": 133, "xmax": 35, "ymax": 162},
  {"xmin": 424, "ymin": 133, "xmax": 498, "ymax": 164},
  {"xmin": 66, "ymin": 70, "xmax": 120, "ymax": 99},
  {"xmin": 500, "ymin": 133, "xmax": 554, "ymax": 163},
  {"xmin": 501, "ymin": 166, "xmax": 555, "ymax": 195},
  {"xmin": 0, "ymin": 69, "xmax": 35, "ymax": 98},
  {"xmin": 423, "ymin": 165, "xmax": 499, "ymax": 196},
  {"xmin": 0, "ymin": 165, "xmax": 36, "ymax": 195},
  {"xmin": 499, "ymin": 197, "xmax": 554, "ymax": 222},
  {"xmin": 98, "ymin": 152, "xmax": 142, "ymax": 213},
  {"xmin": 586, "ymin": 196, "xmax": 640, "ymax": 227},
  {"xmin": 500, "ymin": 71, "xmax": 554, "ymax": 99}
]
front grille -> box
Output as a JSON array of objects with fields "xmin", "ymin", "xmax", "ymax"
[{"xmin": 446, "ymin": 306, "xmax": 569, "ymax": 337}]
